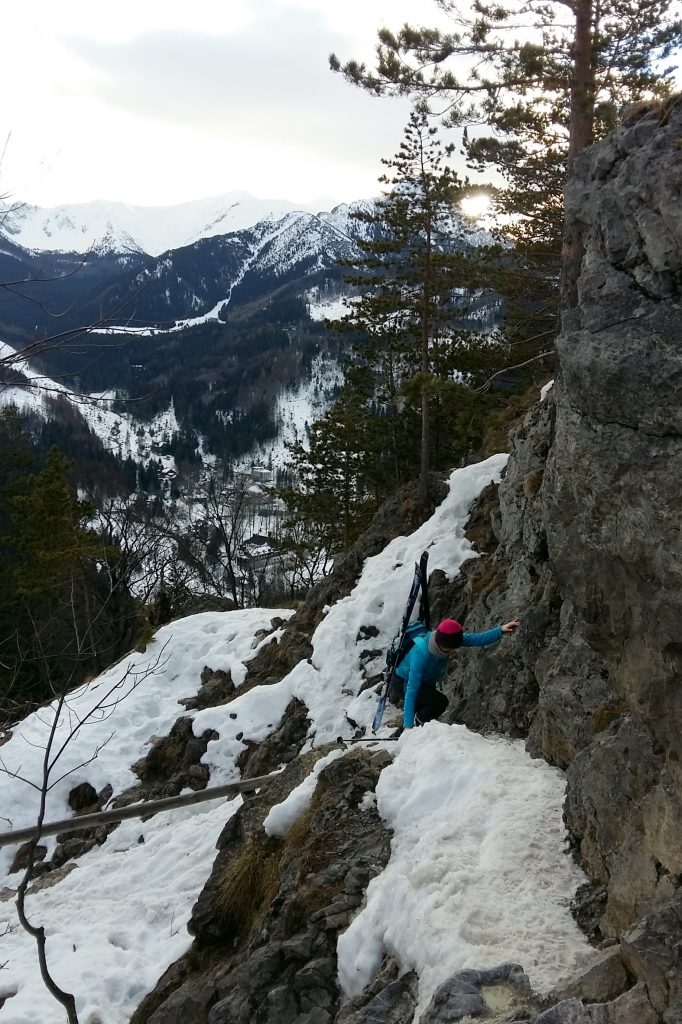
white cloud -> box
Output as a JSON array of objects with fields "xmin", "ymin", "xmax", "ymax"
[{"xmin": 0, "ymin": 0, "xmax": 446, "ymax": 208}]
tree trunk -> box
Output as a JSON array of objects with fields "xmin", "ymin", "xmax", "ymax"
[
  {"xmin": 343, "ymin": 452, "xmax": 352, "ymax": 551},
  {"xmin": 15, "ymin": 700, "xmax": 80, "ymax": 1024},
  {"xmin": 419, "ymin": 208, "xmax": 432, "ymax": 502},
  {"xmin": 560, "ymin": 0, "xmax": 596, "ymax": 312},
  {"xmin": 420, "ymin": 387, "xmax": 430, "ymax": 500}
]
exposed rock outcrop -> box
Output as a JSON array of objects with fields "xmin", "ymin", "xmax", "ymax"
[
  {"xmin": 132, "ymin": 747, "xmax": 393, "ymax": 1024},
  {"xmin": 237, "ymin": 697, "xmax": 311, "ymax": 778},
  {"xmin": 430, "ymin": 97, "xmax": 682, "ymax": 1021},
  {"xmin": 543, "ymin": 97, "xmax": 682, "ymax": 940},
  {"xmin": 180, "ymin": 665, "xmax": 236, "ymax": 711},
  {"xmin": 125, "ymin": 716, "xmax": 219, "ymax": 799}
]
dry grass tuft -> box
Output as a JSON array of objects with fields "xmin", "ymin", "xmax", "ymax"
[{"xmin": 217, "ymin": 837, "xmax": 281, "ymax": 934}]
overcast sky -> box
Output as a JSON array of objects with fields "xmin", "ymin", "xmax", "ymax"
[{"xmin": 0, "ymin": 0, "xmax": 457, "ymax": 210}]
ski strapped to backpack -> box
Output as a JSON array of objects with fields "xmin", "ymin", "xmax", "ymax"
[{"xmin": 372, "ymin": 550, "xmax": 430, "ymax": 734}]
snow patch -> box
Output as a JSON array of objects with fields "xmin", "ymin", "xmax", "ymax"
[
  {"xmin": 0, "ymin": 608, "xmax": 295, "ymax": 1023},
  {"xmin": 263, "ymin": 749, "xmax": 345, "ymax": 837},
  {"xmin": 337, "ymin": 722, "xmax": 595, "ymax": 1012}
]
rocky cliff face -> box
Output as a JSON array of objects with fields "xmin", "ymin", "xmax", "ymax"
[
  {"xmin": 133, "ymin": 100, "xmax": 682, "ymax": 1024},
  {"xmin": 545, "ymin": 96, "xmax": 682, "ymax": 938},
  {"xmin": 432, "ymin": 96, "xmax": 682, "ymax": 1021}
]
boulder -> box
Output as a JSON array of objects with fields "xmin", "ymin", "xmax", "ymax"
[{"xmin": 419, "ymin": 963, "xmax": 534, "ymax": 1023}]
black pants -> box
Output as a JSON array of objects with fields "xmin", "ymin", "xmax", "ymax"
[{"xmin": 389, "ymin": 680, "xmax": 449, "ymax": 723}]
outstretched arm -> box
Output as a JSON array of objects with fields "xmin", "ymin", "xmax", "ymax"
[{"xmin": 462, "ymin": 619, "xmax": 521, "ymax": 647}]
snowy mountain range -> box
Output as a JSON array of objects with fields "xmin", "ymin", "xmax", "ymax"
[
  {"xmin": 0, "ymin": 192, "xmax": 497, "ymax": 476},
  {"xmin": 0, "ymin": 191, "xmax": 389, "ymax": 259},
  {"xmin": 0, "ymin": 191, "xmax": 326, "ymax": 257},
  {"xmin": 0, "ymin": 195, "xmax": 377, "ymax": 338}
]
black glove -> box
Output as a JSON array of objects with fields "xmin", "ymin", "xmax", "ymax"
[{"xmin": 389, "ymin": 726, "xmax": 404, "ymax": 739}]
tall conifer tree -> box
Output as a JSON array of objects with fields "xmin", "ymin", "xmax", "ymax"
[
  {"xmin": 328, "ymin": 108, "xmax": 502, "ymax": 496},
  {"xmin": 0, "ymin": 413, "xmax": 138, "ymax": 722},
  {"xmin": 280, "ymin": 369, "xmax": 388, "ymax": 554},
  {"xmin": 331, "ymin": 0, "xmax": 681, "ymax": 310}
]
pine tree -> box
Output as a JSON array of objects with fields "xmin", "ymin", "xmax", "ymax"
[
  {"xmin": 0, "ymin": 413, "xmax": 139, "ymax": 722},
  {"xmin": 327, "ymin": 108, "xmax": 504, "ymax": 496},
  {"xmin": 279, "ymin": 371, "xmax": 390, "ymax": 555},
  {"xmin": 331, "ymin": 0, "xmax": 681, "ymax": 309}
]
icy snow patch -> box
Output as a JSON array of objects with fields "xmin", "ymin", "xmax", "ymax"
[
  {"xmin": 337, "ymin": 722, "xmax": 597, "ymax": 1013},
  {"xmin": 263, "ymin": 749, "xmax": 345, "ymax": 837}
]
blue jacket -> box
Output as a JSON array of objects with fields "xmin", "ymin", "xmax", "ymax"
[{"xmin": 393, "ymin": 627, "xmax": 502, "ymax": 728}]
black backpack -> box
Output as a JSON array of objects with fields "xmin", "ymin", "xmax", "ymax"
[{"xmin": 386, "ymin": 620, "xmax": 429, "ymax": 672}]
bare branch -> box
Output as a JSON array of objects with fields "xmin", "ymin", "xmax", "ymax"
[{"xmin": 476, "ymin": 349, "xmax": 555, "ymax": 393}]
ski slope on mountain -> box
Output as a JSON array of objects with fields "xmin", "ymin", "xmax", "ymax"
[{"xmin": 0, "ymin": 454, "xmax": 597, "ymax": 1023}]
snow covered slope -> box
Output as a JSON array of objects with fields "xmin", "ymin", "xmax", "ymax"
[
  {"xmin": 0, "ymin": 193, "xmax": 323, "ymax": 257},
  {"xmin": 239, "ymin": 352, "xmax": 344, "ymax": 470},
  {"xmin": 83, "ymin": 209, "xmax": 362, "ymax": 334},
  {"xmin": 0, "ymin": 340, "xmax": 179, "ymax": 474},
  {"xmin": 0, "ymin": 338, "xmax": 342, "ymax": 475},
  {"xmin": 0, "ymin": 455, "xmax": 598, "ymax": 1024}
]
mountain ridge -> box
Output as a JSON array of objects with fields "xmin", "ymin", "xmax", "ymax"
[
  {"xmin": 0, "ymin": 194, "xmax": 496, "ymax": 471},
  {"xmin": 0, "ymin": 192, "xmax": 360, "ymax": 258}
]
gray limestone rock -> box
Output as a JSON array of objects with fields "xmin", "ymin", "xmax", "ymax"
[
  {"xmin": 237, "ymin": 697, "xmax": 310, "ymax": 779},
  {"xmin": 296, "ymin": 1011, "xmax": 333, "ymax": 1024},
  {"xmin": 619, "ymin": 892, "xmax": 682, "ymax": 1020},
  {"xmin": 547, "ymin": 949, "xmax": 630, "ymax": 1006},
  {"xmin": 134, "ymin": 747, "xmax": 392, "ymax": 1024},
  {"xmin": 180, "ymin": 665, "xmax": 236, "ymax": 711},
  {"xmin": 541, "ymin": 98, "xmax": 682, "ymax": 932},
  {"xmin": 127, "ymin": 716, "xmax": 218, "ymax": 800},
  {"xmin": 335, "ymin": 961, "xmax": 418, "ymax": 1024},
  {"xmin": 294, "ymin": 959, "xmax": 339, "ymax": 991},
  {"xmin": 533, "ymin": 983, "xmax": 658, "ymax": 1024},
  {"xmin": 145, "ymin": 976, "xmax": 218, "ymax": 1024},
  {"xmin": 419, "ymin": 963, "xmax": 533, "ymax": 1023},
  {"xmin": 262, "ymin": 984, "xmax": 300, "ymax": 1023}
]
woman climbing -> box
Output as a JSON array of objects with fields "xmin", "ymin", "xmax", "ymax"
[{"xmin": 390, "ymin": 617, "xmax": 521, "ymax": 730}]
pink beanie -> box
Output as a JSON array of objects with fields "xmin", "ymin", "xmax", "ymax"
[{"xmin": 435, "ymin": 618, "xmax": 463, "ymax": 650}]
